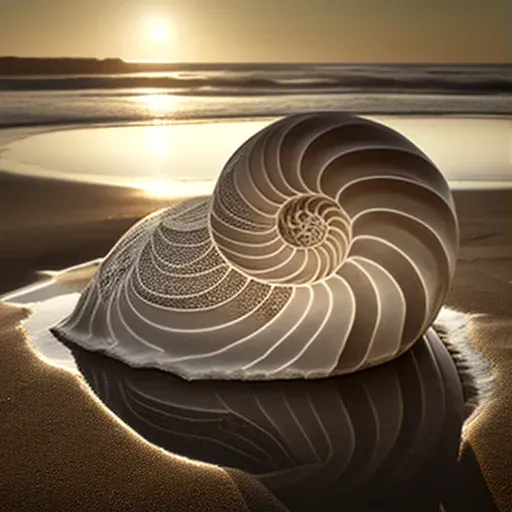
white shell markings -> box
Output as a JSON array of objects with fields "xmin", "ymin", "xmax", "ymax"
[{"xmin": 51, "ymin": 112, "xmax": 459, "ymax": 380}]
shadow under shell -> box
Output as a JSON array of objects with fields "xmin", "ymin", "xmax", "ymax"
[{"xmin": 64, "ymin": 328, "xmax": 493, "ymax": 512}]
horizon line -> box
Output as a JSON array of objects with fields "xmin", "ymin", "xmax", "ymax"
[{"xmin": 0, "ymin": 56, "xmax": 510, "ymax": 66}]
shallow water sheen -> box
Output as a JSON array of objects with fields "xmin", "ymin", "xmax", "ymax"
[{"xmin": 0, "ymin": 117, "xmax": 510, "ymax": 198}]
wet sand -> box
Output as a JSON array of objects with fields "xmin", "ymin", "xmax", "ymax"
[
  {"xmin": 0, "ymin": 302, "xmax": 289, "ymax": 512},
  {"xmin": 444, "ymin": 192, "xmax": 512, "ymax": 511},
  {"xmin": 0, "ymin": 170, "xmax": 511, "ymax": 510}
]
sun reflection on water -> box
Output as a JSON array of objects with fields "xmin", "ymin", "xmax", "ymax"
[
  {"xmin": 132, "ymin": 119, "xmax": 218, "ymax": 198},
  {"xmin": 145, "ymin": 124, "xmax": 170, "ymax": 157},
  {"xmin": 136, "ymin": 92, "xmax": 183, "ymax": 116}
]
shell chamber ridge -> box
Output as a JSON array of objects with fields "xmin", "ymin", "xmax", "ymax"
[{"xmin": 52, "ymin": 112, "xmax": 459, "ymax": 380}]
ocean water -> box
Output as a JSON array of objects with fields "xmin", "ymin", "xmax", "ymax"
[
  {"xmin": 0, "ymin": 63, "xmax": 510, "ymax": 192},
  {"xmin": 0, "ymin": 63, "xmax": 511, "ymax": 127}
]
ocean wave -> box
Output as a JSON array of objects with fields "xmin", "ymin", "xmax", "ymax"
[
  {"xmin": 1, "ymin": 65, "xmax": 511, "ymax": 94},
  {"xmin": 0, "ymin": 107, "xmax": 509, "ymax": 131}
]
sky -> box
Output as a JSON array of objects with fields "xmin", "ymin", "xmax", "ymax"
[{"xmin": 0, "ymin": 0, "xmax": 510, "ymax": 63}]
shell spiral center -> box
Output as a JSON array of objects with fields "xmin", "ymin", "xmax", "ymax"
[
  {"xmin": 275, "ymin": 194, "xmax": 350, "ymax": 284},
  {"xmin": 278, "ymin": 196, "xmax": 329, "ymax": 248}
]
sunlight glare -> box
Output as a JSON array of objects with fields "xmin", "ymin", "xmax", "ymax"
[
  {"xmin": 134, "ymin": 180, "xmax": 214, "ymax": 199},
  {"xmin": 146, "ymin": 125, "xmax": 169, "ymax": 157},
  {"xmin": 151, "ymin": 24, "xmax": 167, "ymax": 42},
  {"xmin": 137, "ymin": 93, "xmax": 181, "ymax": 115},
  {"xmin": 145, "ymin": 18, "xmax": 175, "ymax": 43}
]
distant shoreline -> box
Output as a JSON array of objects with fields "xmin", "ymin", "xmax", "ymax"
[
  {"xmin": 0, "ymin": 57, "xmax": 510, "ymax": 76},
  {"xmin": 0, "ymin": 57, "xmax": 177, "ymax": 75}
]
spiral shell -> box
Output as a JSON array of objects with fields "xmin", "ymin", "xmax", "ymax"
[{"xmin": 51, "ymin": 112, "xmax": 459, "ymax": 380}]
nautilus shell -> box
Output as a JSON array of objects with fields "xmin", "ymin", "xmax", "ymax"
[{"xmin": 52, "ymin": 112, "xmax": 459, "ymax": 380}]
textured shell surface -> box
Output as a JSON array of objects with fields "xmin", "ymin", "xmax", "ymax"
[{"xmin": 51, "ymin": 112, "xmax": 459, "ymax": 381}]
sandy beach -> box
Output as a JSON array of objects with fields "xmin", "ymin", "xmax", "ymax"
[
  {"xmin": 0, "ymin": 115, "xmax": 510, "ymax": 510},
  {"xmin": 443, "ymin": 191, "xmax": 512, "ymax": 511},
  {"xmin": 0, "ymin": 167, "xmax": 510, "ymax": 510},
  {"xmin": 0, "ymin": 170, "xmax": 300, "ymax": 511},
  {"xmin": 1, "ymin": 0, "xmax": 511, "ymax": 504}
]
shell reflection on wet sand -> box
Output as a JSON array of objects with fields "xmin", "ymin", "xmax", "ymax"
[
  {"xmin": 51, "ymin": 112, "xmax": 459, "ymax": 380},
  {"xmin": 68, "ymin": 326, "xmax": 466, "ymax": 511},
  {"xmin": 4, "ymin": 269, "xmax": 493, "ymax": 511}
]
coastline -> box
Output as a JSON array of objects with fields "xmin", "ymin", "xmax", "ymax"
[{"xmin": 2, "ymin": 111, "xmax": 511, "ymax": 132}]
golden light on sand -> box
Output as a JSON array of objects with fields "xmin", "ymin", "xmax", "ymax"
[
  {"xmin": 133, "ymin": 180, "xmax": 214, "ymax": 199},
  {"xmin": 134, "ymin": 180, "xmax": 175, "ymax": 198}
]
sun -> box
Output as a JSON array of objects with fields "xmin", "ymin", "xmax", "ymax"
[
  {"xmin": 130, "ymin": 16, "xmax": 179, "ymax": 62},
  {"xmin": 147, "ymin": 19, "xmax": 174, "ymax": 43}
]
